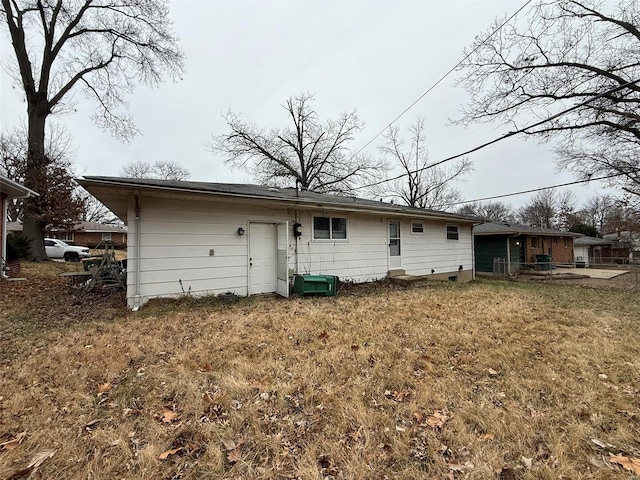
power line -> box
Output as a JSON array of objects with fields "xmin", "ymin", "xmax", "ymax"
[
  {"xmin": 447, "ymin": 172, "xmax": 627, "ymax": 206},
  {"xmin": 353, "ymin": 77, "xmax": 640, "ymax": 191},
  {"xmin": 349, "ymin": 0, "xmax": 533, "ymax": 161}
]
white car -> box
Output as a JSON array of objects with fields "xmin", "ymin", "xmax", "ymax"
[{"xmin": 45, "ymin": 238, "xmax": 91, "ymax": 262}]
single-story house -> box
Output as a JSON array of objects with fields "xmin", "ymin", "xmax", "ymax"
[
  {"xmin": 573, "ymin": 236, "xmax": 613, "ymax": 267},
  {"xmin": 602, "ymin": 231, "xmax": 639, "ymax": 262},
  {"xmin": 46, "ymin": 221, "xmax": 127, "ymax": 248},
  {"xmin": 1, "ymin": 174, "xmax": 38, "ymax": 277},
  {"xmin": 474, "ymin": 221, "xmax": 581, "ymax": 274},
  {"xmin": 77, "ymin": 176, "xmax": 479, "ymax": 309}
]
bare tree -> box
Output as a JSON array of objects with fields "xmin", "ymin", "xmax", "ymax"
[
  {"xmin": 0, "ymin": 125, "xmax": 85, "ymax": 229},
  {"xmin": 211, "ymin": 92, "xmax": 386, "ymax": 194},
  {"xmin": 120, "ymin": 160, "xmax": 190, "ymax": 180},
  {"xmin": 1, "ymin": 0, "xmax": 184, "ymax": 259},
  {"xmin": 457, "ymin": 201, "xmax": 516, "ymax": 222},
  {"xmin": 78, "ymin": 190, "xmax": 119, "ymax": 224},
  {"xmin": 378, "ymin": 118, "xmax": 472, "ymax": 210},
  {"xmin": 580, "ymin": 195, "xmax": 616, "ymax": 232},
  {"xmin": 456, "ymin": 0, "xmax": 640, "ymax": 200},
  {"xmin": 518, "ymin": 189, "xmax": 577, "ymax": 229}
]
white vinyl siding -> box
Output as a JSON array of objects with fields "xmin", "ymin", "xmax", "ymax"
[
  {"xmin": 127, "ymin": 197, "xmax": 292, "ymax": 307},
  {"xmin": 401, "ymin": 223, "xmax": 472, "ymax": 276},
  {"xmin": 126, "ymin": 195, "xmax": 474, "ymax": 308}
]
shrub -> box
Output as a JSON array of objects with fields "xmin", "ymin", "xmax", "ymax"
[{"xmin": 6, "ymin": 234, "xmax": 32, "ymax": 261}]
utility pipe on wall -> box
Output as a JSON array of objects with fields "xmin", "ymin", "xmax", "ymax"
[
  {"xmin": 1, "ymin": 198, "xmax": 9, "ymax": 279},
  {"xmin": 132, "ymin": 191, "xmax": 142, "ymax": 311}
]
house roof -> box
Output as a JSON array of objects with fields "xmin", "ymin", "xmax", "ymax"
[
  {"xmin": 48, "ymin": 221, "xmax": 127, "ymax": 233},
  {"xmin": 77, "ymin": 176, "xmax": 481, "ymax": 224},
  {"xmin": 473, "ymin": 221, "xmax": 582, "ymax": 237},
  {"xmin": 573, "ymin": 236, "xmax": 612, "ymax": 246},
  {"xmin": 0, "ymin": 174, "xmax": 39, "ymax": 199}
]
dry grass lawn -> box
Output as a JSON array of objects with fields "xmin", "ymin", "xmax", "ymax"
[{"xmin": 1, "ymin": 263, "xmax": 639, "ymax": 479}]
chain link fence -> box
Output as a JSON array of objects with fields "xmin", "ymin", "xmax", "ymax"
[{"xmin": 492, "ymin": 257, "xmax": 639, "ymax": 291}]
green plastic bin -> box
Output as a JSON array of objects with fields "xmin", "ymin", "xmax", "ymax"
[
  {"xmin": 294, "ymin": 274, "xmax": 337, "ymax": 297},
  {"xmin": 535, "ymin": 254, "xmax": 552, "ymax": 271}
]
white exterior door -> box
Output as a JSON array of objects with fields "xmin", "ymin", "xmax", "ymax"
[
  {"xmin": 388, "ymin": 221, "xmax": 402, "ymax": 270},
  {"xmin": 249, "ymin": 223, "xmax": 277, "ymax": 295}
]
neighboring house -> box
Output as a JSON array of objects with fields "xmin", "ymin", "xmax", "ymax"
[
  {"xmin": 0, "ymin": 174, "xmax": 38, "ymax": 277},
  {"xmin": 78, "ymin": 176, "xmax": 479, "ymax": 309},
  {"xmin": 474, "ymin": 221, "xmax": 581, "ymax": 274},
  {"xmin": 602, "ymin": 231, "xmax": 639, "ymax": 262},
  {"xmin": 46, "ymin": 221, "xmax": 127, "ymax": 247},
  {"xmin": 573, "ymin": 236, "xmax": 613, "ymax": 267}
]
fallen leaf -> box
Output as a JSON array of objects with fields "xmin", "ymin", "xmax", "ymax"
[
  {"xmin": 221, "ymin": 438, "xmax": 236, "ymax": 451},
  {"xmin": 480, "ymin": 432, "xmax": 495, "ymax": 441},
  {"xmin": 392, "ymin": 389, "xmax": 413, "ymax": 402},
  {"xmin": 227, "ymin": 448, "xmax": 242, "ymax": 463},
  {"xmin": 447, "ymin": 461, "xmax": 474, "ymax": 471},
  {"xmin": 97, "ymin": 382, "xmax": 112, "ymax": 394},
  {"xmin": 427, "ymin": 410, "xmax": 449, "ymax": 429},
  {"xmin": 350, "ymin": 344, "xmax": 360, "ymax": 351},
  {"xmin": 520, "ymin": 456, "xmax": 533, "ymax": 469},
  {"xmin": 413, "ymin": 412, "xmax": 424, "ymax": 423},
  {"xmin": 4, "ymin": 450, "xmax": 55, "ymax": 480},
  {"xmin": 488, "ymin": 368, "xmax": 499, "ymax": 376},
  {"xmin": 161, "ymin": 410, "xmax": 179, "ymax": 423},
  {"xmin": 159, "ymin": 447, "xmax": 183, "ymax": 460},
  {"xmin": 318, "ymin": 330, "xmax": 329, "ymax": 341},
  {"xmin": 0, "ymin": 432, "xmax": 26, "ymax": 451},
  {"xmin": 395, "ymin": 425, "xmax": 406, "ymax": 432},
  {"xmin": 610, "ymin": 454, "xmax": 640, "ymax": 474},
  {"xmin": 200, "ymin": 363, "xmax": 213, "ymax": 372}
]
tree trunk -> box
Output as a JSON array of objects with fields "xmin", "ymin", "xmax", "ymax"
[{"xmin": 23, "ymin": 104, "xmax": 49, "ymax": 261}]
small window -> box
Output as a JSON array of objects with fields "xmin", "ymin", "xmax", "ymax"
[
  {"xmin": 446, "ymin": 225, "xmax": 459, "ymax": 241},
  {"xmin": 411, "ymin": 221, "xmax": 424, "ymax": 234},
  {"xmin": 563, "ymin": 237, "xmax": 569, "ymax": 248},
  {"xmin": 313, "ymin": 216, "xmax": 348, "ymax": 240},
  {"xmin": 552, "ymin": 237, "xmax": 558, "ymax": 245},
  {"xmin": 531, "ymin": 236, "xmax": 539, "ymax": 248},
  {"xmin": 102, "ymin": 233, "xmax": 112, "ymax": 241}
]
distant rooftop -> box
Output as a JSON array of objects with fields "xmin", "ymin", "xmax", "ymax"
[{"xmin": 474, "ymin": 221, "xmax": 582, "ymax": 237}]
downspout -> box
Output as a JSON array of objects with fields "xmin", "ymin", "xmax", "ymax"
[
  {"xmin": 1, "ymin": 197, "xmax": 8, "ymax": 279},
  {"xmin": 132, "ymin": 191, "xmax": 142, "ymax": 311},
  {"xmin": 295, "ymin": 210, "xmax": 300, "ymax": 275}
]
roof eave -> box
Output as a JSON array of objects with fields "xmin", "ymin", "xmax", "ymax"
[
  {"xmin": 78, "ymin": 177, "xmax": 479, "ymax": 224},
  {"xmin": 0, "ymin": 176, "xmax": 40, "ymax": 199}
]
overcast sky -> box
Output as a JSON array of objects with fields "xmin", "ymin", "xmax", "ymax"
[{"xmin": 0, "ymin": 0, "xmax": 616, "ymax": 210}]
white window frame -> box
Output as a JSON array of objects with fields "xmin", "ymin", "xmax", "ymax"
[
  {"xmin": 411, "ymin": 221, "xmax": 425, "ymax": 235},
  {"xmin": 446, "ymin": 225, "xmax": 459, "ymax": 241},
  {"xmin": 102, "ymin": 233, "xmax": 112, "ymax": 241},
  {"xmin": 52, "ymin": 231, "xmax": 74, "ymax": 242},
  {"xmin": 312, "ymin": 215, "xmax": 349, "ymax": 241}
]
